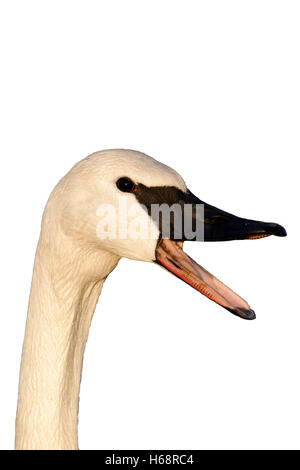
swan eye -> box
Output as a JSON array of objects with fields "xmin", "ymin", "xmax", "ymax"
[{"xmin": 116, "ymin": 177, "xmax": 136, "ymax": 193}]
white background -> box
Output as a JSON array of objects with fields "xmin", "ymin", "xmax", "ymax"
[{"xmin": 0, "ymin": 1, "xmax": 299, "ymax": 450}]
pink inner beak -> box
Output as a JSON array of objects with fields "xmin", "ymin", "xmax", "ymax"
[{"xmin": 156, "ymin": 239, "xmax": 256, "ymax": 320}]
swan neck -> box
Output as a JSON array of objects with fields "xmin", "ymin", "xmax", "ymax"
[{"xmin": 15, "ymin": 236, "xmax": 119, "ymax": 450}]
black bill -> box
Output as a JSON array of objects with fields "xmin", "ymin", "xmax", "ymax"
[{"xmin": 153, "ymin": 188, "xmax": 286, "ymax": 319}]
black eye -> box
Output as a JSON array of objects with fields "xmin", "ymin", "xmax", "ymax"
[{"xmin": 116, "ymin": 177, "xmax": 136, "ymax": 193}]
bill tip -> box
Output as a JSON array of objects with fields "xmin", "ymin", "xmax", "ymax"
[
  {"xmin": 243, "ymin": 308, "xmax": 256, "ymax": 320},
  {"xmin": 225, "ymin": 307, "xmax": 256, "ymax": 320},
  {"xmin": 268, "ymin": 223, "xmax": 287, "ymax": 237}
]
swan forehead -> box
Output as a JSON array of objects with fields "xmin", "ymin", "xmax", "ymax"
[{"xmin": 76, "ymin": 149, "xmax": 187, "ymax": 190}]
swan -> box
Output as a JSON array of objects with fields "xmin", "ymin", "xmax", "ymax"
[{"xmin": 15, "ymin": 149, "xmax": 286, "ymax": 450}]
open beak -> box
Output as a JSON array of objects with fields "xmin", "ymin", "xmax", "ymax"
[{"xmin": 155, "ymin": 192, "xmax": 287, "ymax": 320}]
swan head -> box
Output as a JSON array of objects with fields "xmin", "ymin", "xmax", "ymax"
[{"xmin": 51, "ymin": 149, "xmax": 286, "ymax": 320}]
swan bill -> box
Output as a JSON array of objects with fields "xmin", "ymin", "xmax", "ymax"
[
  {"xmin": 133, "ymin": 184, "xmax": 287, "ymax": 242},
  {"xmin": 153, "ymin": 189, "xmax": 286, "ymax": 319}
]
